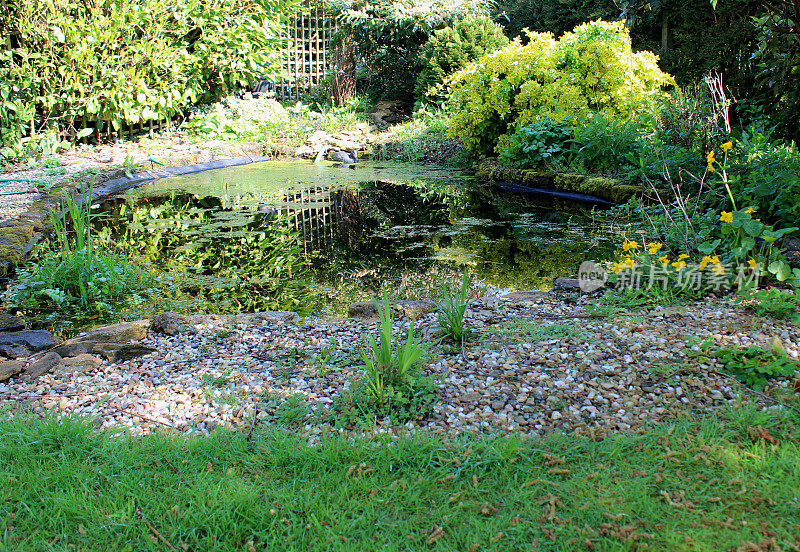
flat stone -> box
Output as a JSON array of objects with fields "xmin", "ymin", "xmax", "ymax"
[
  {"xmin": 234, "ymin": 311, "xmax": 301, "ymax": 326},
  {"xmin": 395, "ymin": 300, "xmax": 437, "ymax": 318},
  {"xmin": 22, "ymin": 352, "xmax": 62, "ymax": 379},
  {"xmin": 92, "ymin": 343, "xmax": 156, "ymax": 363},
  {"xmin": 553, "ymin": 278, "xmax": 581, "ymax": 290},
  {"xmin": 348, "ymin": 301, "xmax": 378, "ymax": 320},
  {"xmin": 54, "ymin": 354, "xmax": 103, "ymax": 375},
  {"xmin": 0, "ymin": 330, "xmax": 59, "ymax": 358},
  {"xmin": 72, "ymin": 320, "xmax": 150, "ymax": 343},
  {"xmin": 0, "ymin": 359, "xmax": 24, "ymax": 382},
  {"xmin": 0, "ymin": 313, "xmax": 24, "ymax": 332}
]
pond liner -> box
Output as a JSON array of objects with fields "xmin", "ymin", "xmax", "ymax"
[
  {"xmin": 0, "ymin": 156, "xmax": 272, "ymax": 276},
  {"xmin": 495, "ymin": 182, "xmax": 617, "ymax": 207}
]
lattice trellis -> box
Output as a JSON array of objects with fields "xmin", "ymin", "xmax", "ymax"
[{"xmin": 274, "ymin": 1, "xmax": 333, "ymax": 102}]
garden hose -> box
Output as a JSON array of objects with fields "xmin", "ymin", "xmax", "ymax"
[{"xmin": 0, "ymin": 177, "xmax": 40, "ymax": 195}]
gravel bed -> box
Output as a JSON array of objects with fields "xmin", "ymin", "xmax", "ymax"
[{"xmin": 2, "ymin": 294, "xmax": 798, "ymax": 439}]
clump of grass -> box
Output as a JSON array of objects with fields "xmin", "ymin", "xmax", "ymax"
[
  {"xmin": 493, "ymin": 319, "xmax": 581, "ymax": 343},
  {"xmin": 436, "ymin": 272, "xmax": 472, "ymax": 344},
  {"xmin": 2, "ymin": 407, "xmax": 799, "ymax": 550},
  {"xmin": 5, "ymin": 188, "xmax": 149, "ymax": 321}
]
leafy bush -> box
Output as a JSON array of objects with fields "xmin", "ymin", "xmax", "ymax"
[
  {"xmin": 569, "ymin": 113, "xmax": 643, "ymax": 174},
  {"xmin": 736, "ymin": 288, "xmax": 798, "ymax": 320},
  {"xmin": 415, "ymin": 16, "xmax": 508, "ymax": 107},
  {"xmin": 499, "ymin": 118, "xmax": 573, "ymax": 169},
  {"xmin": 0, "ymin": 0, "xmax": 296, "ymax": 151},
  {"xmin": 446, "ymin": 20, "xmax": 674, "ymax": 156},
  {"xmin": 328, "ymin": 0, "xmax": 493, "ymax": 102}
]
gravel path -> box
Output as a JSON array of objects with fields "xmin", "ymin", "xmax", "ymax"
[{"xmin": 2, "ymin": 293, "xmax": 798, "ymax": 438}]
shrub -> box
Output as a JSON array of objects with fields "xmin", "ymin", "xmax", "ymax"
[
  {"xmin": 446, "ymin": 20, "xmax": 674, "ymax": 156},
  {"xmin": 0, "ymin": 0, "xmax": 295, "ymax": 151},
  {"xmin": 499, "ymin": 117, "xmax": 573, "ymax": 169},
  {"xmin": 415, "ymin": 16, "xmax": 508, "ymax": 107},
  {"xmin": 436, "ymin": 272, "xmax": 472, "ymax": 342}
]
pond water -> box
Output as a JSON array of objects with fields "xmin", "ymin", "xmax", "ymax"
[{"xmin": 98, "ymin": 160, "xmax": 618, "ymax": 316}]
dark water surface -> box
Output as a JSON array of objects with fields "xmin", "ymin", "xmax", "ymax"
[{"xmin": 98, "ymin": 160, "xmax": 617, "ymax": 315}]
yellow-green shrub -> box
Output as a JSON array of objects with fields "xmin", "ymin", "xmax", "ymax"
[{"xmin": 446, "ymin": 20, "xmax": 674, "ymax": 155}]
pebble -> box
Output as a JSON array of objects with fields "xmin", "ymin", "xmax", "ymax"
[{"xmin": 1, "ymin": 294, "xmax": 798, "ymax": 440}]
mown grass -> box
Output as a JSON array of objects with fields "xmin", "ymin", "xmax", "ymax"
[{"xmin": 1, "ymin": 407, "xmax": 799, "ymax": 551}]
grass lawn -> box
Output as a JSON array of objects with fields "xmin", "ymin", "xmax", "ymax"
[{"xmin": 1, "ymin": 406, "xmax": 799, "ymax": 551}]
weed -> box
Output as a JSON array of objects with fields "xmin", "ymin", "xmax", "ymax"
[
  {"xmin": 436, "ymin": 272, "xmax": 472, "ymax": 343},
  {"xmin": 201, "ymin": 371, "xmax": 230, "ymax": 389},
  {"xmin": 493, "ymin": 320, "xmax": 580, "ymax": 343},
  {"xmin": 713, "ymin": 340, "xmax": 799, "ymax": 391},
  {"xmin": 274, "ymin": 393, "xmax": 311, "ymax": 426},
  {"xmin": 585, "ymin": 286, "xmax": 694, "ymax": 316},
  {"xmin": 735, "ymin": 288, "xmax": 798, "ymax": 320},
  {"xmin": 214, "ymin": 329, "xmax": 233, "ymax": 339}
]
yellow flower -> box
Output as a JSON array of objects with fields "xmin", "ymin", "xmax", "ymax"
[
  {"xmin": 623, "ymin": 256, "xmax": 636, "ymax": 270},
  {"xmin": 678, "ymin": 254, "xmax": 690, "ymax": 260},
  {"xmin": 622, "ymin": 240, "xmax": 640, "ymax": 252},
  {"xmin": 747, "ymin": 259, "xmax": 758, "ymax": 268},
  {"xmin": 745, "ymin": 207, "xmax": 756, "ymax": 214},
  {"xmin": 700, "ymin": 255, "xmax": 711, "ymax": 270},
  {"xmin": 706, "ymin": 150, "xmax": 716, "ymax": 171},
  {"xmin": 712, "ymin": 263, "xmax": 726, "ymax": 276},
  {"xmin": 612, "ymin": 262, "xmax": 623, "ymax": 274},
  {"xmin": 721, "ymin": 141, "xmax": 733, "ymax": 151},
  {"xmin": 658, "ymin": 255, "xmax": 670, "ymax": 267},
  {"xmin": 646, "ymin": 241, "xmax": 663, "ymax": 254},
  {"xmin": 672, "ymin": 260, "xmax": 687, "ymax": 271},
  {"xmin": 719, "ymin": 211, "xmax": 733, "ymax": 223}
]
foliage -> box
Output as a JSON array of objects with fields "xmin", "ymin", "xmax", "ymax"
[
  {"xmin": 735, "ymin": 288, "xmax": 799, "ymax": 320},
  {"xmin": 499, "ymin": 118, "xmax": 573, "ymax": 169},
  {"xmin": 3, "ymin": 411, "xmax": 800, "ymax": 549},
  {"xmin": 5, "ymin": 192, "xmax": 148, "ymax": 320},
  {"xmin": 568, "ymin": 113, "xmax": 643, "ymax": 174},
  {"xmin": 327, "ymin": 0, "xmax": 493, "ymax": 102},
  {"xmin": 436, "ymin": 272, "xmax": 472, "ymax": 342},
  {"xmin": 274, "ymin": 393, "xmax": 312, "ymax": 426},
  {"xmin": 586, "ymin": 285, "xmax": 694, "ymax": 315},
  {"xmin": 186, "ymin": 95, "xmax": 371, "ymax": 152},
  {"xmin": 358, "ymin": 292, "xmax": 430, "ymax": 413},
  {"xmin": 713, "ymin": 342, "xmax": 800, "ymax": 391},
  {"xmin": 0, "ymin": 0, "xmax": 297, "ymax": 155},
  {"xmin": 496, "ymin": 0, "xmax": 618, "ymax": 40},
  {"xmin": 699, "ymin": 143, "xmax": 799, "ymax": 286},
  {"xmin": 446, "ymin": 20, "xmax": 674, "ymax": 156},
  {"xmin": 371, "ymin": 111, "xmax": 467, "ymax": 165},
  {"xmin": 415, "ymin": 16, "xmax": 508, "ymax": 107}
]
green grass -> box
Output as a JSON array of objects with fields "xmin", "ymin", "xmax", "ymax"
[
  {"xmin": 492, "ymin": 319, "xmax": 582, "ymax": 343},
  {"xmin": 2, "ymin": 409, "xmax": 799, "ymax": 551}
]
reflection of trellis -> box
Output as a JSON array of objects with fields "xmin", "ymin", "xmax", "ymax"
[
  {"xmin": 276, "ymin": 1, "xmax": 333, "ymax": 102},
  {"xmin": 283, "ymin": 185, "xmax": 361, "ymax": 255}
]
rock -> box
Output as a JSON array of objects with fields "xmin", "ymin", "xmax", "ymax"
[
  {"xmin": 54, "ymin": 342, "xmax": 93, "ymax": 357},
  {"xmin": 151, "ymin": 312, "xmax": 231, "ymax": 335},
  {"xmin": 348, "ymin": 301, "xmax": 378, "ymax": 320},
  {"xmin": 0, "ymin": 330, "xmax": 59, "ymax": 358},
  {"xmin": 326, "ymin": 150, "xmax": 358, "ymax": 164},
  {"xmin": 553, "ymin": 278, "xmax": 581, "ymax": 290},
  {"xmin": 0, "ymin": 359, "xmax": 24, "ymax": 382},
  {"xmin": 72, "ymin": 320, "xmax": 150, "ymax": 343},
  {"xmin": 54, "ymin": 354, "xmax": 103, "ymax": 375},
  {"xmin": 92, "ymin": 343, "xmax": 156, "ymax": 363},
  {"xmin": 234, "ymin": 311, "xmax": 301, "ymax": 326},
  {"xmin": 22, "ymin": 352, "xmax": 62, "ymax": 379},
  {"xmin": 395, "ymin": 300, "xmax": 437, "ymax": 318},
  {"xmin": 0, "ymin": 313, "xmax": 24, "ymax": 332}
]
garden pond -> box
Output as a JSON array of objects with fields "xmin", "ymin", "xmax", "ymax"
[{"xmin": 96, "ymin": 160, "xmax": 620, "ymax": 317}]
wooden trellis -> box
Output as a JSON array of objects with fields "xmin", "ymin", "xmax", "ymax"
[{"xmin": 275, "ymin": 1, "xmax": 333, "ymax": 102}]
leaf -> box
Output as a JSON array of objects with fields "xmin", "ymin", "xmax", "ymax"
[{"xmin": 425, "ymin": 525, "xmax": 445, "ymax": 544}]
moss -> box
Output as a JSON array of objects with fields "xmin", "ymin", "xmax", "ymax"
[
  {"xmin": 0, "ymin": 223, "xmax": 36, "ymax": 265},
  {"xmin": 578, "ymin": 177, "xmax": 641, "ymax": 203},
  {"xmin": 553, "ymin": 173, "xmax": 586, "ymax": 189}
]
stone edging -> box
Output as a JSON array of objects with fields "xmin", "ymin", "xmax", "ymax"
[{"xmin": 0, "ymin": 155, "xmax": 271, "ymax": 276}]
